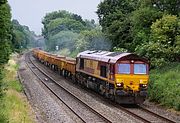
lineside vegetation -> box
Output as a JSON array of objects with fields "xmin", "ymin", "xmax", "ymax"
[
  {"xmin": 0, "ymin": 54, "xmax": 35, "ymax": 123},
  {"xmin": 149, "ymin": 63, "xmax": 180, "ymax": 111}
]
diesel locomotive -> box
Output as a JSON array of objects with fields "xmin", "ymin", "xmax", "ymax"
[{"xmin": 32, "ymin": 49, "xmax": 149, "ymax": 104}]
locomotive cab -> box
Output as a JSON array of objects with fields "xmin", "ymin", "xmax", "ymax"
[
  {"xmin": 113, "ymin": 55, "xmax": 149, "ymax": 104},
  {"xmin": 115, "ymin": 60, "xmax": 148, "ymax": 90}
]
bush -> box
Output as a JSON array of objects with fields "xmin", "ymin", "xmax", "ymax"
[
  {"xmin": 0, "ymin": 68, "xmax": 8, "ymax": 123},
  {"xmin": 148, "ymin": 62, "xmax": 180, "ymax": 111}
]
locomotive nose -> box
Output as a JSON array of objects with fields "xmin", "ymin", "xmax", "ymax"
[{"xmin": 115, "ymin": 74, "xmax": 148, "ymax": 92}]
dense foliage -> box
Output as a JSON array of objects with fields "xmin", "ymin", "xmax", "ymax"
[
  {"xmin": 0, "ymin": 0, "xmax": 12, "ymax": 121},
  {"xmin": 137, "ymin": 14, "xmax": 180, "ymax": 66},
  {"xmin": 42, "ymin": 10, "xmax": 111, "ymax": 56},
  {"xmin": 76, "ymin": 29, "xmax": 111, "ymax": 52},
  {"xmin": 0, "ymin": 0, "xmax": 12, "ymax": 66},
  {"xmin": 148, "ymin": 63, "xmax": 180, "ymax": 111},
  {"xmin": 12, "ymin": 19, "xmax": 36, "ymax": 52},
  {"xmin": 97, "ymin": 0, "xmax": 180, "ymax": 67}
]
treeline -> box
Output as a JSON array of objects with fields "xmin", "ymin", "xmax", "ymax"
[
  {"xmin": 97, "ymin": 0, "xmax": 180, "ymax": 67},
  {"xmin": 12, "ymin": 19, "xmax": 37, "ymax": 52},
  {"xmin": 42, "ymin": 0, "xmax": 180, "ymax": 67},
  {"xmin": 0, "ymin": 0, "xmax": 36, "ymax": 120},
  {"xmin": 42, "ymin": 10, "xmax": 111, "ymax": 57}
]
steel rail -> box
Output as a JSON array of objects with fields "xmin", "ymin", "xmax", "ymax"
[
  {"xmin": 116, "ymin": 105, "xmax": 151, "ymax": 123},
  {"xmin": 29, "ymin": 52, "xmax": 177, "ymax": 123},
  {"xmin": 139, "ymin": 106, "xmax": 176, "ymax": 123},
  {"xmin": 25, "ymin": 53, "xmax": 87, "ymax": 123},
  {"xmin": 25, "ymin": 53, "xmax": 112, "ymax": 123}
]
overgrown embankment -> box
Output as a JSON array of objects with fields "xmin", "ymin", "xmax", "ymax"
[
  {"xmin": 0, "ymin": 54, "xmax": 35, "ymax": 123},
  {"xmin": 148, "ymin": 62, "xmax": 180, "ymax": 111}
]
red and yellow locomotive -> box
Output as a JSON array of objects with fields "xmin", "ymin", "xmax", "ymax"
[{"xmin": 32, "ymin": 49, "xmax": 149, "ymax": 104}]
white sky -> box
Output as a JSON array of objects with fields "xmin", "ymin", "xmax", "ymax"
[{"xmin": 8, "ymin": 0, "xmax": 101, "ymax": 35}]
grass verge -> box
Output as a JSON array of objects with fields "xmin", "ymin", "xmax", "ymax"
[
  {"xmin": 148, "ymin": 62, "xmax": 180, "ymax": 111},
  {"xmin": 0, "ymin": 54, "xmax": 35, "ymax": 123}
]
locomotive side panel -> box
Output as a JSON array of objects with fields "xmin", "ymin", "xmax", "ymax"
[{"xmin": 76, "ymin": 58, "xmax": 111, "ymax": 83}]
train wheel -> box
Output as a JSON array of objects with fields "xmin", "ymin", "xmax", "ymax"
[
  {"xmin": 62, "ymin": 70, "xmax": 64, "ymax": 76},
  {"xmin": 59, "ymin": 69, "xmax": 62, "ymax": 76},
  {"xmin": 86, "ymin": 80, "xmax": 89, "ymax": 88},
  {"xmin": 55, "ymin": 65, "xmax": 58, "ymax": 71},
  {"xmin": 72, "ymin": 75, "xmax": 76, "ymax": 83},
  {"xmin": 99, "ymin": 85, "xmax": 105, "ymax": 96},
  {"xmin": 76, "ymin": 73, "xmax": 81, "ymax": 84},
  {"xmin": 109, "ymin": 94, "xmax": 115, "ymax": 101},
  {"xmin": 64, "ymin": 70, "xmax": 67, "ymax": 78}
]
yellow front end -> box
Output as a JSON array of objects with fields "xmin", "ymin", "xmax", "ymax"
[
  {"xmin": 114, "ymin": 74, "xmax": 149, "ymax": 104},
  {"xmin": 115, "ymin": 74, "xmax": 149, "ymax": 92}
]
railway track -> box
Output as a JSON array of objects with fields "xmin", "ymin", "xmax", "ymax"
[
  {"xmin": 26, "ymin": 52, "xmax": 178, "ymax": 123},
  {"xmin": 25, "ymin": 53, "xmax": 112, "ymax": 123},
  {"xmin": 138, "ymin": 106, "xmax": 177, "ymax": 123},
  {"xmin": 115, "ymin": 104, "xmax": 177, "ymax": 123}
]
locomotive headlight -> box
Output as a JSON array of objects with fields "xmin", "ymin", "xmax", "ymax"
[
  {"xmin": 116, "ymin": 83, "xmax": 123, "ymax": 87},
  {"xmin": 117, "ymin": 83, "xmax": 122, "ymax": 86},
  {"xmin": 116, "ymin": 79, "xmax": 124, "ymax": 87},
  {"xmin": 140, "ymin": 84, "xmax": 147, "ymax": 88},
  {"xmin": 142, "ymin": 84, "xmax": 147, "ymax": 87}
]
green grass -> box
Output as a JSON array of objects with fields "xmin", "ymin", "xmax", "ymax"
[
  {"xmin": 148, "ymin": 62, "xmax": 180, "ymax": 111},
  {"xmin": 0, "ymin": 54, "xmax": 34, "ymax": 123},
  {"xmin": 8, "ymin": 80, "xmax": 22, "ymax": 92},
  {"xmin": 4, "ymin": 59, "xmax": 22, "ymax": 92},
  {"xmin": 3, "ymin": 90, "xmax": 33, "ymax": 123}
]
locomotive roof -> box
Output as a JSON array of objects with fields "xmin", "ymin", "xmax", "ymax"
[{"xmin": 77, "ymin": 50, "xmax": 148, "ymax": 63}]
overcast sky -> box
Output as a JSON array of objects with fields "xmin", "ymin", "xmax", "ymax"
[{"xmin": 8, "ymin": 0, "xmax": 101, "ymax": 35}]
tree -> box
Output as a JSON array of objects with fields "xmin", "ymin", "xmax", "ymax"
[
  {"xmin": 0, "ymin": 2, "xmax": 12, "ymax": 122},
  {"xmin": 84, "ymin": 19, "xmax": 97, "ymax": 30},
  {"xmin": 76, "ymin": 28, "xmax": 111, "ymax": 51},
  {"xmin": 0, "ymin": 1, "xmax": 12, "ymax": 65},
  {"xmin": 152, "ymin": 0, "xmax": 180, "ymax": 15},
  {"xmin": 42, "ymin": 10, "xmax": 86, "ymax": 40},
  {"xmin": 136, "ymin": 15, "xmax": 180, "ymax": 67},
  {"xmin": 97, "ymin": 0, "xmax": 180, "ymax": 65},
  {"xmin": 42, "ymin": 10, "xmax": 89, "ymax": 51},
  {"xmin": 47, "ymin": 31, "xmax": 79, "ymax": 51},
  {"xmin": 96, "ymin": 0, "xmax": 138, "ymax": 50},
  {"xmin": 47, "ymin": 18, "xmax": 85, "ymax": 36},
  {"xmin": 12, "ymin": 19, "xmax": 36, "ymax": 52},
  {"xmin": 97, "ymin": 0, "xmax": 138, "ymax": 28},
  {"xmin": 130, "ymin": 7, "xmax": 162, "ymax": 50}
]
